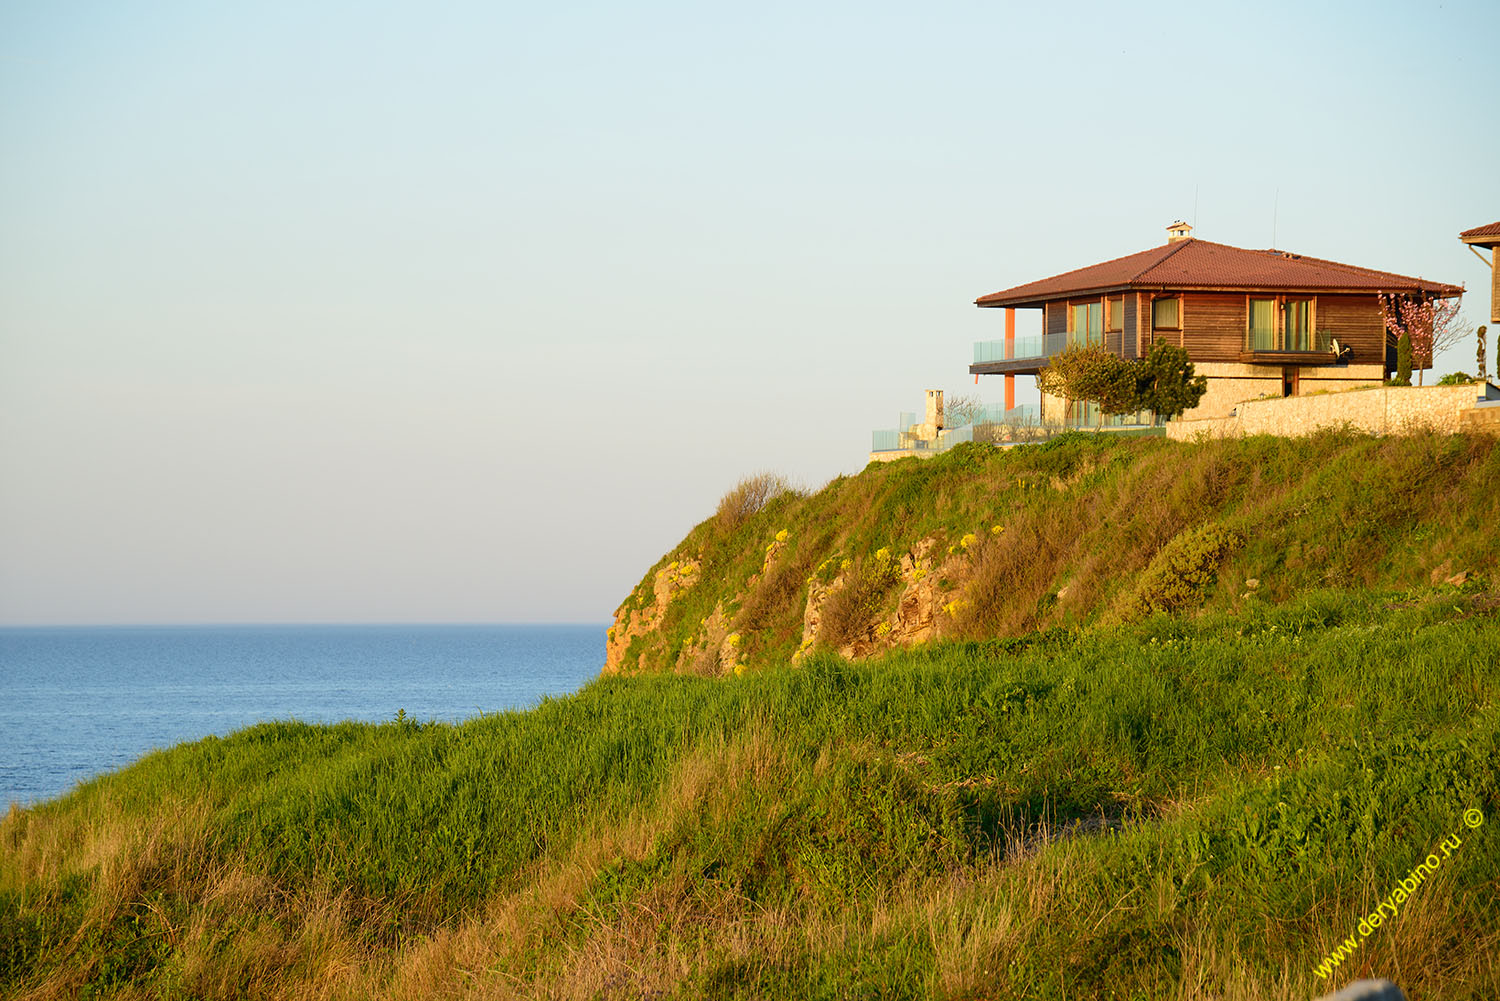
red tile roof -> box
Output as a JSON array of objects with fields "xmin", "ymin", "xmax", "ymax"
[
  {"xmin": 1459, "ymin": 221, "xmax": 1500, "ymax": 247},
  {"xmin": 975, "ymin": 238, "xmax": 1463, "ymax": 306}
]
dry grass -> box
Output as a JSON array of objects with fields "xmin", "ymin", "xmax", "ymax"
[
  {"xmin": 714, "ymin": 473, "xmax": 793, "ymax": 534},
  {"xmin": 816, "ymin": 554, "xmax": 902, "ymax": 650}
]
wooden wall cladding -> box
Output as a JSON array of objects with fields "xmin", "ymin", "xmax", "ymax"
[
  {"xmin": 1315, "ymin": 295, "xmax": 1384, "ymax": 363},
  {"xmin": 1176, "ymin": 292, "xmax": 1385, "ymax": 365},
  {"xmin": 1178, "ymin": 293, "xmax": 1247, "ymax": 362}
]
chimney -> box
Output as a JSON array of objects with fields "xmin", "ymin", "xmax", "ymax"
[
  {"xmin": 925, "ymin": 389, "xmax": 944, "ymax": 432},
  {"xmin": 1167, "ymin": 220, "xmax": 1193, "ymax": 243}
]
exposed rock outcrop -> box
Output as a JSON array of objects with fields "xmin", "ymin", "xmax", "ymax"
[
  {"xmin": 608, "ymin": 526, "xmax": 1007, "ymax": 675},
  {"xmin": 603, "ymin": 557, "xmax": 700, "ymax": 674}
]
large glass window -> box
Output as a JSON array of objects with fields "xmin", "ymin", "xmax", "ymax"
[
  {"xmin": 1282, "ymin": 299, "xmax": 1312, "ymax": 350},
  {"xmin": 1248, "ymin": 298, "xmax": 1276, "ymax": 350},
  {"xmin": 1152, "ymin": 297, "xmax": 1180, "ymax": 329},
  {"xmin": 1070, "ymin": 301, "xmax": 1103, "ymax": 347}
]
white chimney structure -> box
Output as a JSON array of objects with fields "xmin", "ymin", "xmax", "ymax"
[{"xmin": 925, "ymin": 389, "xmax": 944, "ymax": 432}]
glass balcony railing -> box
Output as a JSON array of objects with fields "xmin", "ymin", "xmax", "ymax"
[
  {"xmin": 870, "ymin": 403, "xmax": 1164, "ymax": 454},
  {"xmin": 973, "ymin": 333, "xmax": 1069, "ymax": 363},
  {"xmin": 973, "ymin": 331, "xmax": 1131, "ymax": 364}
]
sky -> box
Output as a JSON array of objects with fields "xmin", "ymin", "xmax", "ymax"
[{"xmin": 2, "ymin": 0, "xmax": 1497, "ymax": 626}]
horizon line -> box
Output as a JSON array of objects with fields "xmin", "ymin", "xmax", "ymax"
[{"xmin": 0, "ymin": 620, "xmax": 613, "ymax": 630}]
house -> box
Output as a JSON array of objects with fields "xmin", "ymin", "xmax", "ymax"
[
  {"xmin": 970, "ymin": 223, "xmax": 1464, "ymax": 423},
  {"xmin": 1459, "ymin": 221, "xmax": 1500, "ymax": 325}
]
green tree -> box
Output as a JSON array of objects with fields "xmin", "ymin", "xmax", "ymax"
[
  {"xmin": 1395, "ymin": 330, "xmax": 1413, "ymax": 386},
  {"xmin": 1038, "ymin": 342, "xmax": 1207, "ymax": 420},
  {"xmin": 1134, "ymin": 343, "xmax": 1208, "ymax": 420},
  {"xmin": 1036, "ymin": 346, "xmax": 1140, "ymax": 415}
]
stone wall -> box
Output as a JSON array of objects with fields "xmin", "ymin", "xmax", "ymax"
[
  {"xmin": 1040, "ymin": 362, "xmax": 1386, "ymax": 423},
  {"xmin": 1185, "ymin": 362, "xmax": 1385, "ymax": 420},
  {"xmin": 1167, "ymin": 383, "xmax": 1496, "ymax": 440}
]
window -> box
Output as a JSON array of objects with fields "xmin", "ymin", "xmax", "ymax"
[
  {"xmin": 1106, "ymin": 296, "xmax": 1124, "ymax": 333},
  {"xmin": 1245, "ymin": 296, "xmax": 1317, "ymax": 352},
  {"xmin": 1152, "ymin": 297, "xmax": 1180, "ymax": 329},
  {"xmin": 1248, "ymin": 299, "xmax": 1276, "ymax": 351},
  {"xmin": 1282, "ymin": 299, "xmax": 1313, "ymax": 351},
  {"xmin": 1070, "ymin": 301, "xmax": 1103, "ymax": 347},
  {"xmin": 1069, "ymin": 398, "xmax": 1101, "ymax": 427}
]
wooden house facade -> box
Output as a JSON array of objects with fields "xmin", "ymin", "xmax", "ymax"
[
  {"xmin": 970, "ymin": 223, "xmax": 1464, "ymax": 422},
  {"xmin": 1459, "ymin": 221, "xmax": 1500, "ymax": 325}
]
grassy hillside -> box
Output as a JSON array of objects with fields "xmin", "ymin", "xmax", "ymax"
[
  {"xmin": 608, "ymin": 430, "xmax": 1500, "ymax": 675},
  {"xmin": 4, "ymin": 432, "xmax": 1500, "ymax": 1000}
]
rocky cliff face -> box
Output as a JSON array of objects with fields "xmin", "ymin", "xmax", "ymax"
[
  {"xmin": 605, "ymin": 530, "xmax": 989, "ymax": 675},
  {"xmin": 604, "ymin": 557, "xmax": 701, "ymax": 674}
]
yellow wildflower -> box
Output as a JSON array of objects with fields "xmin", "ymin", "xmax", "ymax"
[
  {"xmin": 775, "ymin": 529, "xmax": 789, "ymax": 542},
  {"xmin": 960, "ymin": 533, "xmax": 978, "ymax": 550}
]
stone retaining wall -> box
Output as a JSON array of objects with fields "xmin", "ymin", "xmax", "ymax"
[
  {"xmin": 1188, "ymin": 362, "xmax": 1384, "ymax": 420},
  {"xmin": 1167, "ymin": 384, "xmax": 1496, "ymax": 440}
]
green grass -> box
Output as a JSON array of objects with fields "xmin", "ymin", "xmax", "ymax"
[{"xmin": 4, "ymin": 589, "xmax": 1499, "ymax": 999}]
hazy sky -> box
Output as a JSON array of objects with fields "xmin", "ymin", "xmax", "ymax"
[{"xmin": 2, "ymin": 0, "xmax": 1497, "ymax": 625}]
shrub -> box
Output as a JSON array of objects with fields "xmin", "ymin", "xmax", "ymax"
[
  {"xmin": 1395, "ymin": 331, "xmax": 1413, "ymax": 386},
  {"xmin": 935, "ymin": 440, "xmax": 996, "ymax": 471},
  {"xmin": 1135, "ymin": 342, "xmax": 1208, "ymax": 419},
  {"xmin": 1037, "ymin": 346, "xmax": 1140, "ymax": 414},
  {"xmin": 954, "ymin": 518, "xmax": 1055, "ymax": 637},
  {"xmin": 1117, "ymin": 522, "xmax": 1242, "ymax": 621},
  {"xmin": 1037, "ymin": 342, "xmax": 1207, "ymax": 419},
  {"xmin": 818, "ymin": 551, "xmax": 902, "ymax": 649},
  {"xmin": 1436, "ymin": 371, "xmax": 1475, "ymax": 386},
  {"xmin": 714, "ymin": 473, "xmax": 791, "ymax": 533}
]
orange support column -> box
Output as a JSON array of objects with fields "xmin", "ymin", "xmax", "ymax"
[{"xmin": 1004, "ymin": 308, "xmax": 1016, "ymax": 412}]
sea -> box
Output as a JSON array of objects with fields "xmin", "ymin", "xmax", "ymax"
[{"xmin": 0, "ymin": 624, "xmax": 605, "ymax": 809}]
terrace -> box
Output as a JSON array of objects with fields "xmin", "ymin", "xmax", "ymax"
[
  {"xmin": 869, "ymin": 401, "xmax": 1162, "ymax": 460},
  {"xmin": 971, "ymin": 332, "xmax": 1131, "ymax": 376}
]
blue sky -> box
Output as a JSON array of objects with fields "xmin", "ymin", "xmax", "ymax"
[{"xmin": 2, "ymin": 0, "xmax": 1497, "ymax": 625}]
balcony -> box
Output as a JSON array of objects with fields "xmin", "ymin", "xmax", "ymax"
[
  {"xmin": 970, "ymin": 331, "xmax": 1128, "ymax": 375},
  {"xmin": 973, "ymin": 333, "xmax": 1069, "ymax": 365},
  {"xmin": 1239, "ymin": 328, "xmax": 1341, "ymax": 365}
]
